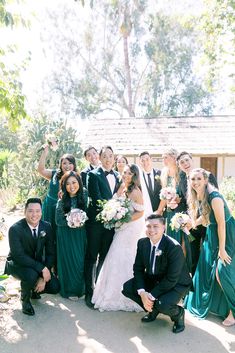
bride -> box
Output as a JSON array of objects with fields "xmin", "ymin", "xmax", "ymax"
[{"xmin": 92, "ymin": 164, "xmax": 145, "ymax": 312}]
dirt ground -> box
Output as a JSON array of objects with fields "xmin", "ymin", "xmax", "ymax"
[{"xmin": 0, "ymin": 210, "xmax": 234, "ymax": 353}]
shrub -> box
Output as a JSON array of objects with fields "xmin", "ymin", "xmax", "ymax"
[
  {"xmin": 3, "ymin": 115, "xmax": 84, "ymax": 205},
  {"xmin": 220, "ymin": 176, "xmax": 235, "ymax": 217}
]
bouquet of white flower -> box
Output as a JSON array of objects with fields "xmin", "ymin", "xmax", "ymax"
[
  {"xmin": 66, "ymin": 209, "xmax": 88, "ymax": 228},
  {"xmin": 170, "ymin": 212, "xmax": 195, "ymax": 242},
  {"xmin": 159, "ymin": 187, "xmax": 176, "ymax": 200},
  {"xmin": 96, "ymin": 196, "xmax": 132, "ymax": 230},
  {"xmin": 45, "ymin": 133, "xmax": 59, "ymax": 151}
]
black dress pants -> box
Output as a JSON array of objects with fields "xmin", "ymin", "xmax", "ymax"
[
  {"xmin": 5, "ymin": 261, "xmax": 60, "ymax": 296},
  {"xmin": 84, "ymin": 221, "xmax": 114, "ymax": 295},
  {"xmin": 122, "ymin": 277, "xmax": 190, "ymax": 320}
]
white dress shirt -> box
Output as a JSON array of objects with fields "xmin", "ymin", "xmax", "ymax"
[
  {"xmin": 27, "ymin": 223, "xmax": 39, "ymax": 237},
  {"xmin": 138, "ymin": 239, "xmax": 161, "ymax": 300},
  {"xmin": 143, "ymin": 170, "xmax": 154, "ymax": 188},
  {"xmin": 102, "ymin": 167, "xmax": 116, "ymax": 194}
]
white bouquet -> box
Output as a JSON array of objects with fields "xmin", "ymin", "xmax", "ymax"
[
  {"xmin": 170, "ymin": 212, "xmax": 195, "ymax": 242},
  {"xmin": 96, "ymin": 196, "xmax": 132, "ymax": 230},
  {"xmin": 45, "ymin": 133, "xmax": 59, "ymax": 152},
  {"xmin": 66, "ymin": 209, "xmax": 88, "ymax": 228}
]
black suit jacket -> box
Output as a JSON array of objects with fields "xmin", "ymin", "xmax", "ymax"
[
  {"xmin": 143, "ymin": 169, "xmax": 162, "ymax": 211},
  {"xmin": 5, "ymin": 218, "xmax": 55, "ymax": 274},
  {"xmin": 87, "ymin": 167, "xmax": 122, "ymax": 221},
  {"xmin": 133, "ymin": 235, "xmax": 192, "ymax": 299},
  {"xmin": 81, "ymin": 165, "xmax": 95, "ymax": 188}
]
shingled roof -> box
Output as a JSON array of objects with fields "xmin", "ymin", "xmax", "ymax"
[{"xmin": 81, "ymin": 116, "xmax": 235, "ymax": 155}]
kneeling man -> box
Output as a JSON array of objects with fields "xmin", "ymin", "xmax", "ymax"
[
  {"xmin": 122, "ymin": 214, "xmax": 191, "ymax": 333},
  {"xmin": 5, "ymin": 198, "xmax": 60, "ymax": 316}
]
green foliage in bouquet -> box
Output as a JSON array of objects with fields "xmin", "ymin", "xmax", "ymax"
[
  {"xmin": 4, "ymin": 114, "xmax": 84, "ymax": 204},
  {"xmin": 220, "ymin": 177, "xmax": 235, "ymax": 217}
]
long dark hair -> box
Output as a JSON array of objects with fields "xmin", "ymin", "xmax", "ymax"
[
  {"xmin": 114, "ymin": 155, "xmax": 128, "ymax": 171},
  {"xmin": 60, "ymin": 171, "xmax": 85, "ymax": 214},
  {"xmin": 56, "ymin": 154, "xmax": 77, "ymax": 181},
  {"xmin": 126, "ymin": 164, "xmax": 141, "ymax": 194}
]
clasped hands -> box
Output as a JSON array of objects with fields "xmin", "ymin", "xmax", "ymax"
[
  {"xmin": 34, "ymin": 267, "xmax": 51, "ymax": 293},
  {"xmin": 140, "ymin": 291, "xmax": 155, "ymax": 312}
]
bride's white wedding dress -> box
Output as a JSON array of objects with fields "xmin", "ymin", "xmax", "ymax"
[{"xmin": 92, "ymin": 200, "xmax": 145, "ymax": 312}]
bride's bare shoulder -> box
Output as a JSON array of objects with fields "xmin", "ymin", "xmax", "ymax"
[{"xmin": 129, "ymin": 187, "xmax": 143, "ymax": 204}]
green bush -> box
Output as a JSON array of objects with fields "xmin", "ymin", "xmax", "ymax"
[
  {"xmin": 0, "ymin": 150, "xmax": 16, "ymax": 188},
  {"xmin": 2, "ymin": 115, "xmax": 84, "ymax": 205},
  {"xmin": 220, "ymin": 176, "xmax": 235, "ymax": 217}
]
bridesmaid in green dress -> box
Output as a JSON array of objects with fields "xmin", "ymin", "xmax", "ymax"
[
  {"xmin": 186, "ymin": 168, "xmax": 235, "ymax": 326},
  {"xmin": 37, "ymin": 146, "xmax": 77, "ymax": 239},
  {"xmin": 55, "ymin": 171, "xmax": 87, "ymax": 300},
  {"xmin": 159, "ymin": 149, "xmax": 192, "ymax": 271}
]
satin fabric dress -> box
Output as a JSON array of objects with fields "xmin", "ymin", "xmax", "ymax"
[
  {"xmin": 56, "ymin": 193, "xmax": 87, "ymax": 298},
  {"xmin": 185, "ymin": 191, "xmax": 235, "ymax": 318}
]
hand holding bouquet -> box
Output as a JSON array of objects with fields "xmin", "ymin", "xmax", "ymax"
[
  {"xmin": 160, "ymin": 187, "xmax": 176, "ymax": 201},
  {"xmin": 170, "ymin": 212, "xmax": 195, "ymax": 242},
  {"xmin": 45, "ymin": 133, "xmax": 59, "ymax": 151},
  {"xmin": 38, "ymin": 133, "xmax": 59, "ymax": 153},
  {"xmin": 96, "ymin": 196, "xmax": 132, "ymax": 230},
  {"xmin": 66, "ymin": 209, "xmax": 88, "ymax": 228}
]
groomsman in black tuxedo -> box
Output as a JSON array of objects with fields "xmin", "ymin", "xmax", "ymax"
[
  {"xmin": 122, "ymin": 214, "xmax": 192, "ymax": 333},
  {"xmin": 4, "ymin": 198, "xmax": 60, "ymax": 316},
  {"xmin": 81, "ymin": 146, "xmax": 100, "ymax": 188},
  {"xmin": 84, "ymin": 146, "xmax": 122, "ymax": 308},
  {"xmin": 139, "ymin": 151, "xmax": 162, "ymax": 215},
  {"xmin": 176, "ymin": 151, "xmax": 218, "ymax": 275}
]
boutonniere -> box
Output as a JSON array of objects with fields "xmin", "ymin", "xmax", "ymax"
[
  {"xmin": 155, "ymin": 175, "xmax": 161, "ymax": 182},
  {"xmin": 39, "ymin": 231, "xmax": 46, "ymax": 238},
  {"xmin": 155, "ymin": 249, "xmax": 162, "ymax": 256}
]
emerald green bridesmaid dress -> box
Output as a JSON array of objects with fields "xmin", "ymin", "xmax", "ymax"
[
  {"xmin": 55, "ymin": 191, "xmax": 87, "ymax": 298},
  {"xmin": 186, "ymin": 191, "xmax": 235, "ymax": 318}
]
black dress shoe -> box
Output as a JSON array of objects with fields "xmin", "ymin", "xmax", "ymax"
[
  {"xmin": 141, "ymin": 309, "xmax": 159, "ymax": 323},
  {"xmin": 172, "ymin": 307, "xmax": 185, "ymax": 333},
  {"xmin": 22, "ymin": 301, "xmax": 35, "ymax": 316},
  {"xmin": 85, "ymin": 294, "xmax": 94, "ymax": 309},
  {"xmin": 31, "ymin": 292, "xmax": 41, "ymax": 300}
]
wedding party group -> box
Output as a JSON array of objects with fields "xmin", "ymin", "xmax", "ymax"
[{"xmin": 4, "ymin": 143, "xmax": 235, "ymax": 334}]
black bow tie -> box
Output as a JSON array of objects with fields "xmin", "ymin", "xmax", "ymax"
[{"xmin": 104, "ymin": 170, "xmax": 114, "ymax": 176}]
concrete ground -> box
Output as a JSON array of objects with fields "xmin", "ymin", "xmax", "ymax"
[{"xmin": 0, "ymin": 210, "xmax": 234, "ymax": 353}]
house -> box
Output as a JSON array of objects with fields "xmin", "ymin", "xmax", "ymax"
[{"xmin": 81, "ymin": 116, "xmax": 235, "ymax": 182}]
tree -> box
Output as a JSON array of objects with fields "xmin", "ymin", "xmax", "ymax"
[
  {"xmin": 39, "ymin": 0, "xmax": 213, "ymax": 119},
  {"xmin": 0, "ymin": 0, "xmax": 28, "ymax": 130},
  {"xmin": 198, "ymin": 0, "xmax": 235, "ymax": 110}
]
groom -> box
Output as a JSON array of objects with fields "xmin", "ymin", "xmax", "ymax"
[
  {"xmin": 122, "ymin": 214, "xmax": 192, "ymax": 333},
  {"xmin": 138, "ymin": 151, "xmax": 162, "ymax": 216},
  {"xmin": 84, "ymin": 145, "xmax": 122, "ymax": 308}
]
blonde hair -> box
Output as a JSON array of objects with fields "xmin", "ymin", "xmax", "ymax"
[
  {"xmin": 187, "ymin": 168, "xmax": 211, "ymax": 226},
  {"xmin": 161, "ymin": 148, "xmax": 179, "ymax": 187}
]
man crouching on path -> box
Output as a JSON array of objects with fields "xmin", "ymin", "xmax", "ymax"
[
  {"xmin": 122, "ymin": 214, "xmax": 192, "ymax": 333},
  {"xmin": 4, "ymin": 197, "xmax": 60, "ymax": 316}
]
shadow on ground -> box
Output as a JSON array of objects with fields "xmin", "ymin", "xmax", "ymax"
[{"xmin": 0, "ymin": 292, "xmax": 234, "ymax": 353}]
